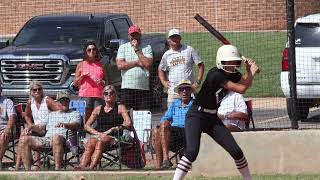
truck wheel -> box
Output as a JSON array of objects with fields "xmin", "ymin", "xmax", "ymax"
[{"xmin": 286, "ymin": 98, "xmax": 310, "ymax": 121}]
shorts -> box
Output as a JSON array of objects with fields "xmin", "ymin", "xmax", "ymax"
[
  {"xmin": 169, "ymin": 127, "xmax": 186, "ymax": 152},
  {"xmin": 167, "ymin": 93, "xmax": 179, "ymax": 108},
  {"xmin": 119, "ymin": 89, "xmax": 150, "ymax": 110},
  {"xmin": 80, "ymin": 97, "xmax": 104, "ymax": 109},
  {"xmin": 33, "ymin": 136, "xmax": 52, "ymax": 147}
]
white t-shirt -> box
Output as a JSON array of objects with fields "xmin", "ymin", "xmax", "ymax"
[
  {"xmin": 158, "ymin": 44, "xmax": 202, "ymax": 94},
  {"xmin": 0, "ymin": 96, "xmax": 16, "ymax": 131},
  {"xmin": 218, "ymin": 92, "xmax": 247, "ymax": 130}
]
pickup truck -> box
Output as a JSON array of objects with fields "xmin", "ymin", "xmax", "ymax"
[{"xmin": 0, "ymin": 13, "xmax": 167, "ymax": 109}]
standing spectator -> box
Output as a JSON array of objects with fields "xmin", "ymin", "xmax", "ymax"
[
  {"xmin": 218, "ymin": 91, "xmax": 249, "ymax": 132},
  {"xmin": 73, "ymin": 41, "xmax": 108, "ymax": 123},
  {"xmin": 0, "ymin": 84, "xmax": 16, "ymax": 170},
  {"xmin": 19, "ymin": 91, "xmax": 81, "ymax": 170},
  {"xmin": 152, "ymin": 80, "xmax": 193, "ymax": 169},
  {"xmin": 116, "ymin": 25, "xmax": 153, "ymax": 110},
  {"xmin": 158, "ymin": 28, "xmax": 204, "ymax": 107},
  {"xmin": 13, "ymin": 80, "xmax": 66, "ymax": 170}
]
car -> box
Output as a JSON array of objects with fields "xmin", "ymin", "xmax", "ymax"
[
  {"xmin": 280, "ymin": 12, "xmax": 320, "ymax": 121},
  {"xmin": 0, "ymin": 13, "xmax": 167, "ymax": 110}
]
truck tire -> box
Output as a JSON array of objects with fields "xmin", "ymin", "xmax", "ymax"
[{"xmin": 286, "ymin": 98, "xmax": 309, "ymax": 121}]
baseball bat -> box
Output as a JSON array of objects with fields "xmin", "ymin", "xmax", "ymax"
[{"xmin": 194, "ymin": 13, "xmax": 260, "ymax": 73}]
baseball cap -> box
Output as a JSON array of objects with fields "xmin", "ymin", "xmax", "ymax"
[
  {"xmin": 168, "ymin": 28, "xmax": 180, "ymax": 38},
  {"xmin": 174, "ymin": 79, "xmax": 194, "ymax": 93},
  {"xmin": 128, "ymin": 25, "xmax": 141, "ymax": 35},
  {"xmin": 56, "ymin": 91, "xmax": 70, "ymax": 101}
]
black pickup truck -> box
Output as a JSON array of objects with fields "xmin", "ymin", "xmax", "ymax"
[{"xmin": 0, "ymin": 13, "xmax": 167, "ymax": 109}]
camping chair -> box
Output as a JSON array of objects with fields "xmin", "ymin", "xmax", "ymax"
[
  {"xmin": 4, "ymin": 104, "xmax": 23, "ymax": 167},
  {"xmin": 245, "ymin": 100, "xmax": 255, "ymax": 129}
]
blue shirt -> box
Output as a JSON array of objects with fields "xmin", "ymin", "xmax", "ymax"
[{"xmin": 160, "ymin": 99, "xmax": 193, "ymax": 128}]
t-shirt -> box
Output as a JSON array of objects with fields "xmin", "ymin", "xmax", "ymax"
[
  {"xmin": 160, "ymin": 98, "xmax": 193, "ymax": 128},
  {"xmin": 158, "ymin": 44, "xmax": 202, "ymax": 94},
  {"xmin": 0, "ymin": 96, "xmax": 16, "ymax": 130},
  {"xmin": 78, "ymin": 60, "xmax": 104, "ymax": 97},
  {"xmin": 196, "ymin": 67, "xmax": 242, "ymax": 109},
  {"xmin": 116, "ymin": 42, "xmax": 153, "ymax": 90},
  {"xmin": 218, "ymin": 91, "xmax": 247, "ymax": 130},
  {"xmin": 45, "ymin": 110, "xmax": 81, "ymax": 139}
]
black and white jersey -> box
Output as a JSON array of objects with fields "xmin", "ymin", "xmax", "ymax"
[{"xmin": 196, "ymin": 67, "xmax": 241, "ymax": 109}]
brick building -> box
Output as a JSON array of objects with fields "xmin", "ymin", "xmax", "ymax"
[{"xmin": 0, "ymin": 0, "xmax": 319, "ymax": 35}]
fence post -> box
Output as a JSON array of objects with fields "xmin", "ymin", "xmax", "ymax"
[{"xmin": 287, "ymin": 0, "xmax": 298, "ymax": 129}]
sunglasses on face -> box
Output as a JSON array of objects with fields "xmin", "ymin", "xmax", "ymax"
[
  {"xmin": 103, "ymin": 91, "xmax": 115, "ymax": 96},
  {"xmin": 86, "ymin": 48, "xmax": 96, "ymax": 52},
  {"xmin": 32, "ymin": 88, "xmax": 42, "ymax": 92},
  {"xmin": 178, "ymin": 87, "xmax": 191, "ymax": 92}
]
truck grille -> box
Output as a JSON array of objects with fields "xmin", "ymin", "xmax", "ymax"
[{"xmin": 0, "ymin": 58, "xmax": 64, "ymax": 84}]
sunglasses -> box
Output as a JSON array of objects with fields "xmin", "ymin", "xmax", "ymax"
[
  {"xmin": 178, "ymin": 87, "xmax": 191, "ymax": 92},
  {"xmin": 86, "ymin": 48, "xmax": 96, "ymax": 52},
  {"xmin": 32, "ymin": 88, "xmax": 42, "ymax": 92},
  {"xmin": 103, "ymin": 91, "xmax": 115, "ymax": 96}
]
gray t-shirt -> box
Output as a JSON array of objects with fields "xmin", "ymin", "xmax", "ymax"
[
  {"xmin": 0, "ymin": 96, "xmax": 16, "ymax": 131},
  {"xmin": 158, "ymin": 44, "xmax": 202, "ymax": 94},
  {"xmin": 45, "ymin": 110, "xmax": 81, "ymax": 139}
]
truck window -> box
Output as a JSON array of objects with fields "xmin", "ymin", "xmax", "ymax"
[
  {"xmin": 112, "ymin": 18, "xmax": 130, "ymax": 40},
  {"xmin": 13, "ymin": 21, "xmax": 100, "ymax": 46},
  {"xmin": 105, "ymin": 21, "xmax": 117, "ymax": 41},
  {"xmin": 295, "ymin": 23, "xmax": 320, "ymax": 47}
]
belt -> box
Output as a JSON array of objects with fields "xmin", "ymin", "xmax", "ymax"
[{"xmin": 197, "ymin": 106, "xmax": 217, "ymax": 114}]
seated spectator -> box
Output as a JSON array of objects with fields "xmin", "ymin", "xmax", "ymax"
[
  {"xmin": 14, "ymin": 80, "xmax": 66, "ymax": 170},
  {"xmin": 77, "ymin": 85, "xmax": 132, "ymax": 170},
  {"xmin": 0, "ymin": 85, "xmax": 16, "ymax": 169},
  {"xmin": 217, "ymin": 91, "xmax": 248, "ymax": 132},
  {"xmin": 152, "ymin": 80, "xmax": 194, "ymax": 169},
  {"xmin": 19, "ymin": 91, "xmax": 81, "ymax": 170}
]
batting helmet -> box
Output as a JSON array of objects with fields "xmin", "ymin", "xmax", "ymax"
[{"xmin": 216, "ymin": 45, "xmax": 242, "ymax": 73}]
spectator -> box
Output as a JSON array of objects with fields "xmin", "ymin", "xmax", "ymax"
[
  {"xmin": 218, "ymin": 91, "xmax": 248, "ymax": 132},
  {"xmin": 0, "ymin": 84, "xmax": 16, "ymax": 170},
  {"xmin": 74, "ymin": 41, "xmax": 108, "ymax": 123},
  {"xmin": 19, "ymin": 91, "xmax": 81, "ymax": 170},
  {"xmin": 158, "ymin": 28, "xmax": 204, "ymax": 107},
  {"xmin": 116, "ymin": 25, "xmax": 153, "ymax": 110},
  {"xmin": 13, "ymin": 80, "xmax": 66, "ymax": 170},
  {"xmin": 77, "ymin": 85, "xmax": 132, "ymax": 170},
  {"xmin": 152, "ymin": 80, "xmax": 194, "ymax": 169}
]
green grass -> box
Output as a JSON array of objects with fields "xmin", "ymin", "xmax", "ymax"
[
  {"xmin": 2, "ymin": 174, "xmax": 320, "ymax": 180},
  {"xmin": 181, "ymin": 31, "xmax": 287, "ymax": 97}
]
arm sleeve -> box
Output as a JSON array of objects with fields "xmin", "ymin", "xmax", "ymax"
[
  {"xmin": 160, "ymin": 103, "xmax": 174, "ymax": 123},
  {"xmin": 6, "ymin": 99, "xmax": 16, "ymax": 117},
  {"xmin": 143, "ymin": 45, "xmax": 153, "ymax": 59},
  {"xmin": 116, "ymin": 44, "xmax": 125, "ymax": 60},
  {"xmin": 190, "ymin": 46, "xmax": 202, "ymax": 65},
  {"xmin": 206, "ymin": 70, "xmax": 229, "ymax": 89},
  {"xmin": 158, "ymin": 54, "xmax": 168, "ymax": 71}
]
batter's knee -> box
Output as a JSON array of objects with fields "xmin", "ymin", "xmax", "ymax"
[{"xmin": 184, "ymin": 147, "xmax": 199, "ymax": 162}]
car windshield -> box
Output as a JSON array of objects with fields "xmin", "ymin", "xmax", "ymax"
[
  {"xmin": 295, "ymin": 23, "xmax": 320, "ymax": 47},
  {"xmin": 13, "ymin": 21, "xmax": 100, "ymax": 46}
]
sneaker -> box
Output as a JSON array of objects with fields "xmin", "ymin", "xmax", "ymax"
[{"xmin": 161, "ymin": 160, "xmax": 173, "ymax": 169}]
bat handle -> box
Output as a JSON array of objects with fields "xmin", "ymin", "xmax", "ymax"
[{"xmin": 241, "ymin": 56, "xmax": 261, "ymax": 74}]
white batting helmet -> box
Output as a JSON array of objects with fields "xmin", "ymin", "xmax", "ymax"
[{"xmin": 216, "ymin": 45, "xmax": 242, "ymax": 73}]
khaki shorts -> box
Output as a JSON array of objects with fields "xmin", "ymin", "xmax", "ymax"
[{"xmin": 33, "ymin": 136, "xmax": 66, "ymax": 148}]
